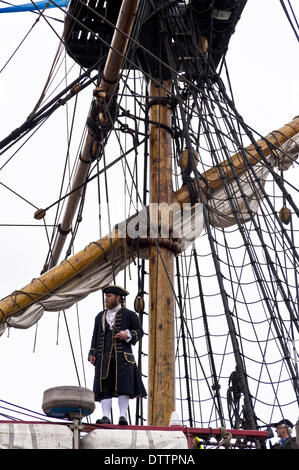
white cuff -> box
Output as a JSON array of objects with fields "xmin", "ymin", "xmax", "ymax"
[{"xmin": 125, "ymin": 329, "xmax": 132, "ymax": 342}]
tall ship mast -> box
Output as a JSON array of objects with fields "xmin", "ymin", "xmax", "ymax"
[{"xmin": 0, "ymin": 0, "xmax": 298, "ymax": 449}]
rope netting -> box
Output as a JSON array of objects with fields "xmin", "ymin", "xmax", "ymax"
[{"xmin": 0, "ymin": 1, "xmax": 298, "ymax": 445}]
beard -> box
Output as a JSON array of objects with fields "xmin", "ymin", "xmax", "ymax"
[{"xmin": 105, "ymin": 297, "xmax": 118, "ymax": 309}]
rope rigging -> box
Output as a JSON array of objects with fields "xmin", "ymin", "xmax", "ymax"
[
  {"xmin": 0, "ymin": 0, "xmax": 298, "ymax": 445},
  {"xmin": 280, "ymin": 0, "xmax": 299, "ymax": 42}
]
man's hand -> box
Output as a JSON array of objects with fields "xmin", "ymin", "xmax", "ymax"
[
  {"xmin": 115, "ymin": 330, "xmax": 129, "ymax": 341},
  {"xmin": 89, "ymin": 355, "xmax": 96, "ymax": 365}
]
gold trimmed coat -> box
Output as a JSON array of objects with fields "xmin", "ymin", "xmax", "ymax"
[{"xmin": 88, "ymin": 307, "xmax": 147, "ymax": 400}]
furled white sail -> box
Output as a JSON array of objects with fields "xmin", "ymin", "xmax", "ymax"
[{"xmin": 0, "ymin": 135, "xmax": 297, "ymax": 336}]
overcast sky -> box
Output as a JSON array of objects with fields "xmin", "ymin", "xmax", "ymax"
[{"xmin": 0, "ymin": 0, "xmax": 298, "ymax": 432}]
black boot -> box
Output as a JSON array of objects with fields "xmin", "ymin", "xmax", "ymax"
[
  {"xmin": 118, "ymin": 416, "xmax": 128, "ymax": 425},
  {"xmin": 96, "ymin": 416, "xmax": 111, "ymax": 424}
]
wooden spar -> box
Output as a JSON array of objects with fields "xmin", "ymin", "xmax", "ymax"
[
  {"xmin": 0, "ymin": 230, "xmax": 126, "ymax": 325},
  {"xmin": 174, "ymin": 115, "xmax": 299, "ymax": 204},
  {"xmin": 47, "ymin": 0, "xmax": 140, "ymax": 270},
  {"xmin": 0, "ymin": 117, "xmax": 297, "ymax": 324},
  {"xmin": 147, "ymin": 80, "xmax": 175, "ymax": 426}
]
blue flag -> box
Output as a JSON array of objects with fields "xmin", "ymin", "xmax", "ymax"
[{"xmin": 0, "ymin": 0, "xmax": 70, "ymax": 13}]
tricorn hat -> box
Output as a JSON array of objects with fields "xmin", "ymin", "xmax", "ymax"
[
  {"xmin": 102, "ymin": 285, "xmax": 129, "ymax": 297},
  {"xmin": 271, "ymin": 419, "xmax": 293, "ymax": 428}
]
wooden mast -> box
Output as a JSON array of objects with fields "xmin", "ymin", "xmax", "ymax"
[
  {"xmin": 148, "ymin": 79, "xmax": 175, "ymax": 426},
  {"xmin": 46, "ymin": 0, "xmax": 140, "ymax": 270},
  {"xmin": 0, "ymin": 117, "xmax": 297, "ymax": 325}
]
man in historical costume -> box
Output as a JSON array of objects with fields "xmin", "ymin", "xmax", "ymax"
[{"xmin": 88, "ymin": 285, "xmax": 147, "ymax": 425}]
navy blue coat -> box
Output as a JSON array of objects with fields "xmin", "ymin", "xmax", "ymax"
[{"xmin": 88, "ymin": 307, "xmax": 147, "ymax": 401}]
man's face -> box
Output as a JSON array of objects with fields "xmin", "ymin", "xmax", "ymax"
[
  {"xmin": 105, "ymin": 293, "xmax": 120, "ymax": 309},
  {"xmin": 275, "ymin": 425, "xmax": 288, "ymax": 439}
]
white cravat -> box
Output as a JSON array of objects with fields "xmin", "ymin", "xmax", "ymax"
[
  {"xmin": 106, "ymin": 304, "xmax": 122, "ymax": 329},
  {"xmin": 106, "ymin": 304, "xmax": 131, "ymax": 342}
]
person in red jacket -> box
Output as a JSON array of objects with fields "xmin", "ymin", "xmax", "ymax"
[{"xmin": 88, "ymin": 285, "xmax": 146, "ymax": 425}]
